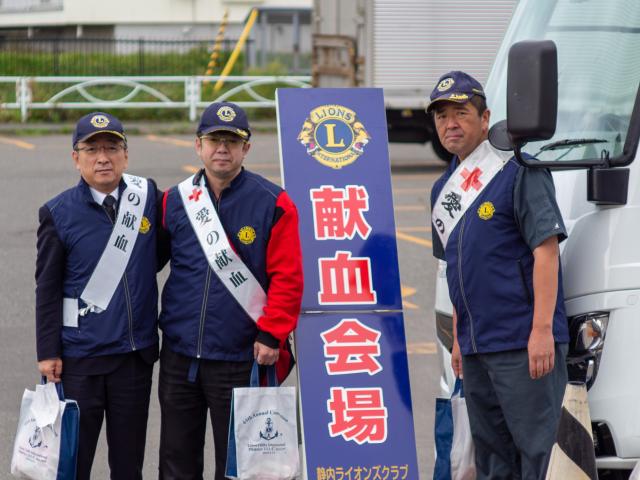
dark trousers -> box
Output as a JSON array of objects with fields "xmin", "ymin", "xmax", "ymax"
[
  {"xmin": 461, "ymin": 344, "xmax": 568, "ymax": 480},
  {"xmin": 61, "ymin": 353, "xmax": 154, "ymax": 480},
  {"xmin": 158, "ymin": 345, "xmax": 253, "ymax": 480}
]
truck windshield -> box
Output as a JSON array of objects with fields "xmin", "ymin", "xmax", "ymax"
[{"xmin": 486, "ymin": 0, "xmax": 640, "ymax": 163}]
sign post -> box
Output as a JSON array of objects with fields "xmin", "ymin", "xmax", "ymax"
[{"xmin": 277, "ymin": 88, "xmax": 419, "ymax": 480}]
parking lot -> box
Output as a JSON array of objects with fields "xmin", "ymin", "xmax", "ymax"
[{"xmin": 0, "ymin": 130, "xmax": 446, "ymax": 479}]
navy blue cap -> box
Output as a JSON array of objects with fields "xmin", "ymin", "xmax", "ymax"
[
  {"xmin": 426, "ymin": 71, "xmax": 486, "ymax": 113},
  {"xmin": 72, "ymin": 112, "xmax": 126, "ymax": 147},
  {"xmin": 197, "ymin": 102, "xmax": 251, "ymax": 140}
]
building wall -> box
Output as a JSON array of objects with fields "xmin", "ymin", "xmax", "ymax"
[{"xmin": 0, "ymin": 0, "xmax": 310, "ymax": 26}]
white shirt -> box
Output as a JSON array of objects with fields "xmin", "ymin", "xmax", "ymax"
[{"xmin": 89, "ymin": 186, "xmax": 119, "ymax": 205}]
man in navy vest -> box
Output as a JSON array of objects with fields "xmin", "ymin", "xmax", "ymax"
[
  {"xmin": 36, "ymin": 112, "xmax": 160, "ymax": 480},
  {"xmin": 157, "ymin": 102, "xmax": 303, "ymax": 479},
  {"xmin": 429, "ymin": 71, "xmax": 569, "ymax": 480}
]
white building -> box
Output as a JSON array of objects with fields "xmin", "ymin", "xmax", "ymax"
[{"xmin": 0, "ymin": 0, "xmax": 311, "ymax": 63}]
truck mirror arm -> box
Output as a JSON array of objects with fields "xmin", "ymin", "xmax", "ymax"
[{"xmin": 509, "ymin": 83, "xmax": 640, "ymax": 170}]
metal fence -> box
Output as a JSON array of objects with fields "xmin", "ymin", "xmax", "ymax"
[
  {"xmin": 0, "ymin": 75, "xmax": 311, "ymax": 121},
  {"xmin": 0, "ymin": 37, "xmax": 257, "ymax": 76}
]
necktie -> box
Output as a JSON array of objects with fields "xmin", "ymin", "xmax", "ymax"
[{"xmin": 103, "ymin": 195, "xmax": 117, "ymax": 223}]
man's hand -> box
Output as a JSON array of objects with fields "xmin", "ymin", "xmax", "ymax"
[
  {"xmin": 38, "ymin": 358, "xmax": 63, "ymax": 383},
  {"xmin": 529, "ymin": 236, "xmax": 560, "ymax": 379},
  {"xmin": 528, "ymin": 327, "xmax": 555, "ymax": 379},
  {"xmin": 450, "ymin": 308, "xmax": 462, "ymax": 378},
  {"xmin": 254, "ymin": 342, "xmax": 279, "ymax": 366},
  {"xmin": 451, "ymin": 337, "xmax": 463, "ymax": 379}
]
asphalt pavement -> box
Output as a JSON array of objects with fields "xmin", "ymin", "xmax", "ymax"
[{"xmin": 0, "ymin": 131, "xmax": 446, "ymax": 479}]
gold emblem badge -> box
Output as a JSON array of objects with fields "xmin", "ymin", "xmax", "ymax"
[
  {"xmin": 139, "ymin": 216, "xmax": 151, "ymax": 234},
  {"xmin": 238, "ymin": 226, "xmax": 256, "ymax": 245},
  {"xmin": 449, "ymin": 93, "xmax": 469, "ymax": 101},
  {"xmin": 437, "ymin": 78, "xmax": 455, "ymax": 92},
  {"xmin": 217, "ymin": 106, "xmax": 236, "ymax": 122},
  {"xmin": 297, "ymin": 104, "xmax": 370, "ymax": 170},
  {"xmin": 90, "ymin": 114, "xmax": 110, "ymax": 128},
  {"xmin": 477, "ymin": 201, "xmax": 495, "ymax": 220}
]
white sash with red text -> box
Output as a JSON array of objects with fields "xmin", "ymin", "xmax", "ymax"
[
  {"xmin": 63, "ymin": 174, "xmax": 148, "ymax": 327},
  {"xmin": 178, "ymin": 174, "xmax": 267, "ymax": 323},
  {"xmin": 432, "ymin": 140, "xmax": 511, "ymax": 248}
]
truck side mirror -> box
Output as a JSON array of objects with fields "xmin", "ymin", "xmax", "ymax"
[{"xmin": 507, "ymin": 40, "xmax": 558, "ymax": 145}]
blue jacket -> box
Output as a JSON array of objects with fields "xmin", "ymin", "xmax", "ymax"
[
  {"xmin": 432, "ymin": 157, "xmax": 569, "ymax": 355},
  {"xmin": 36, "ymin": 177, "xmax": 159, "ymax": 360},
  {"xmin": 159, "ymin": 169, "xmax": 303, "ymax": 362}
]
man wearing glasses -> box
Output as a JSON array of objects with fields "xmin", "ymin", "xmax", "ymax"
[
  {"xmin": 36, "ymin": 112, "xmax": 160, "ymax": 479},
  {"xmin": 157, "ymin": 102, "xmax": 303, "ymax": 479}
]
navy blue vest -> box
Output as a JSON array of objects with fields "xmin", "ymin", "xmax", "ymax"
[
  {"xmin": 432, "ymin": 158, "xmax": 569, "ymax": 355},
  {"xmin": 46, "ymin": 178, "xmax": 158, "ymax": 358},
  {"xmin": 160, "ymin": 169, "xmax": 280, "ymax": 361}
]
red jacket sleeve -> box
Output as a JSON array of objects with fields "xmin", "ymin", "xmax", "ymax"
[{"xmin": 256, "ymin": 191, "xmax": 303, "ymax": 344}]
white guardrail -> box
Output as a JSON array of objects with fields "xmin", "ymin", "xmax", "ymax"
[{"xmin": 0, "ymin": 75, "xmax": 312, "ymax": 122}]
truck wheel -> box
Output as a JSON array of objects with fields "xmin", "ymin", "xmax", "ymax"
[
  {"xmin": 425, "ymin": 114, "xmax": 451, "ymax": 163},
  {"xmin": 598, "ymin": 469, "xmax": 631, "ymax": 480},
  {"xmin": 431, "ymin": 134, "xmax": 452, "ymax": 163}
]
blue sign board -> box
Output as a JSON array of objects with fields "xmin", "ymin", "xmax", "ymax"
[
  {"xmin": 277, "ymin": 88, "xmax": 418, "ymax": 480},
  {"xmin": 296, "ymin": 312, "xmax": 418, "ymax": 479},
  {"xmin": 277, "ymin": 88, "xmax": 402, "ymax": 312}
]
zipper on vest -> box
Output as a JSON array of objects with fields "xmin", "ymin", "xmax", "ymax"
[
  {"xmin": 197, "ymin": 267, "xmax": 212, "ymax": 359},
  {"xmin": 457, "ymin": 215, "xmax": 478, "ymax": 353},
  {"xmin": 122, "ymin": 273, "xmax": 137, "ymax": 351},
  {"xmin": 103, "ymin": 202, "xmax": 137, "ymax": 351},
  {"xmin": 195, "ymin": 189, "xmax": 222, "ymax": 359}
]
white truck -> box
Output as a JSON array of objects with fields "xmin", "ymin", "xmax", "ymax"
[
  {"xmin": 435, "ymin": 0, "xmax": 640, "ymax": 477},
  {"xmin": 311, "ymin": 0, "xmax": 517, "ymax": 159}
]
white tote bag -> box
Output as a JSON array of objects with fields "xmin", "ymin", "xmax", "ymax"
[
  {"xmin": 226, "ymin": 363, "xmax": 299, "ymax": 480},
  {"xmin": 450, "ymin": 381, "xmax": 476, "ymax": 480},
  {"xmin": 11, "ymin": 381, "xmax": 79, "ymax": 480}
]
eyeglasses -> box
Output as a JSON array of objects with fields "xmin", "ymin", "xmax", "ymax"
[
  {"xmin": 201, "ymin": 136, "xmax": 246, "ymax": 148},
  {"xmin": 74, "ymin": 145, "xmax": 127, "ymax": 157},
  {"xmin": 75, "ymin": 145, "xmax": 126, "ymax": 156}
]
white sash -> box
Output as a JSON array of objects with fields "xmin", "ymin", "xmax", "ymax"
[
  {"xmin": 178, "ymin": 174, "xmax": 267, "ymax": 322},
  {"xmin": 63, "ymin": 174, "xmax": 148, "ymax": 326},
  {"xmin": 432, "ymin": 140, "xmax": 511, "ymax": 248}
]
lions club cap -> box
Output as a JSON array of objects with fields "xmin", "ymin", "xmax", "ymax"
[
  {"xmin": 197, "ymin": 102, "xmax": 251, "ymax": 140},
  {"xmin": 72, "ymin": 112, "xmax": 126, "ymax": 147},
  {"xmin": 426, "ymin": 71, "xmax": 486, "ymax": 113}
]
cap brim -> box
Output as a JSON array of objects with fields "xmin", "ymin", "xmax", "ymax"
[
  {"xmin": 426, "ymin": 95, "xmax": 472, "ymax": 113},
  {"xmin": 76, "ymin": 130, "xmax": 126, "ymax": 144},
  {"xmin": 199, "ymin": 126, "xmax": 250, "ymax": 139}
]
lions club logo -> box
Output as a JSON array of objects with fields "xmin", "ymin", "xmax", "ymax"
[
  {"xmin": 477, "ymin": 201, "xmax": 495, "ymax": 220},
  {"xmin": 217, "ymin": 106, "xmax": 236, "ymax": 122},
  {"xmin": 297, "ymin": 104, "xmax": 370, "ymax": 169},
  {"xmin": 90, "ymin": 114, "xmax": 110, "ymax": 128},
  {"xmin": 139, "ymin": 216, "xmax": 151, "ymax": 234},
  {"xmin": 237, "ymin": 226, "xmax": 256, "ymax": 245},
  {"xmin": 437, "ymin": 78, "xmax": 455, "ymax": 92}
]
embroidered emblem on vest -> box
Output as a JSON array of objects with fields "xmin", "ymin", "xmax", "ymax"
[
  {"xmin": 238, "ymin": 226, "xmax": 256, "ymax": 245},
  {"xmin": 139, "ymin": 216, "xmax": 151, "ymax": 234},
  {"xmin": 477, "ymin": 201, "xmax": 495, "ymax": 220}
]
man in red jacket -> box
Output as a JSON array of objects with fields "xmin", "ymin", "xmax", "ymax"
[{"xmin": 157, "ymin": 101, "xmax": 303, "ymax": 480}]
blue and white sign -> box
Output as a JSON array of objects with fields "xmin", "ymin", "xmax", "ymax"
[
  {"xmin": 277, "ymin": 88, "xmax": 418, "ymax": 480},
  {"xmin": 296, "ymin": 312, "xmax": 418, "ymax": 479},
  {"xmin": 277, "ymin": 89, "xmax": 402, "ymax": 312}
]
